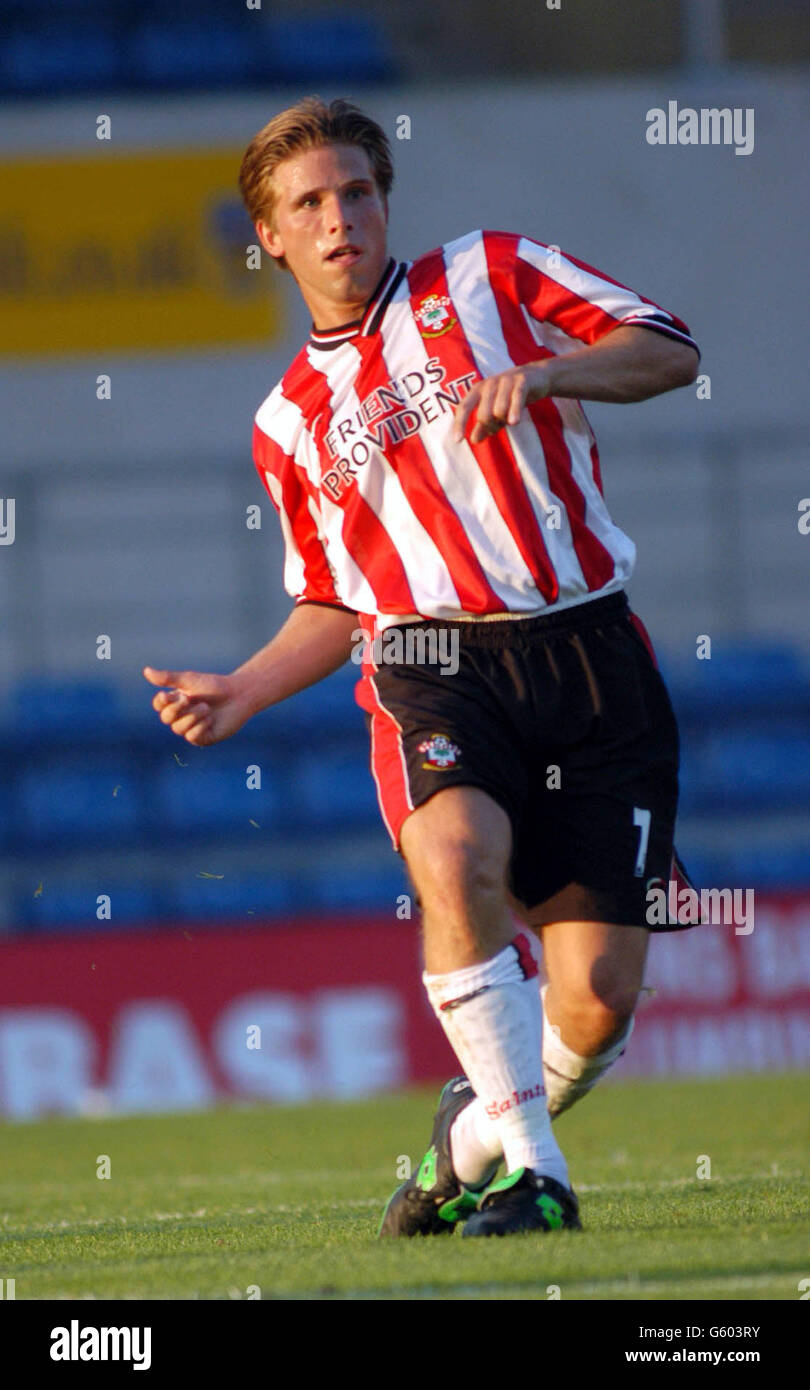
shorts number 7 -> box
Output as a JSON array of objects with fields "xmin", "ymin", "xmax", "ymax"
[{"xmin": 633, "ymin": 807, "xmax": 651, "ymax": 878}]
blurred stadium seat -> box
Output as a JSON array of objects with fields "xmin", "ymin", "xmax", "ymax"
[
  {"xmin": 291, "ymin": 749, "xmax": 379, "ymax": 829},
  {"xmin": 307, "ymin": 858, "xmax": 411, "ymax": 912},
  {"xmin": 127, "ymin": 22, "xmax": 255, "ymax": 88},
  {"xmin": 18, "ymin": 878, "xmax": 159, "ymax": 931},
  {"xmin": 0, "ymin": 24, "xmax": 119, "ymax": 94},
  {"xmin": 682, "ymin": 842, "xmax": 810, "ymax": 893},
  {"xmin": 265, "ymin": 12, "xmax": 396, "ymax": 83},
  {"xmin": 151, "ymin": 752, "xmax": 282, "ymax": 836},
  {"xmin": 257, "ymin": 662, "xmax": 365, "ymax": 741},
  {"xmin": 170, "ymin": 869, "xmax": 295, "ymax": 921},
  {"xmin": 0, "ymin": 2, "xmax": 397, "ymax": 96},
  {"xmin": 2, "ymin": 679, "xmax": 127, "ymax": 747},
  {"xmin": 662, "ymin": 643, "xmax": 810, "ymax": 721},
  {"xmin": 14, "ymin": 755, "xmax": 145, "ymax": 848},
  {"xmin": 2, "ymin": 649, "xmax": 806, "ymax": 927},
  {"xmin": 681, "ymin": 731, "xmax": 810, "ymax": 814}
]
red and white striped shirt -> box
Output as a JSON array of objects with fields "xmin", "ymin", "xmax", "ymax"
[{"xmin": 252, "ymin": 229, "xmax": 698, "ymax": 626}]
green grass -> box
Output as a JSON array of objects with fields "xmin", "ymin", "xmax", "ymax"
[{"xmin": 1, "ymin": 1074, "xmax": 808, "ymax": 1300}]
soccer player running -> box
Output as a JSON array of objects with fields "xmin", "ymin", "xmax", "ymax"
[{"xmin": 144, "ymin": 99, "xmax": 701, "ymax": 1238}]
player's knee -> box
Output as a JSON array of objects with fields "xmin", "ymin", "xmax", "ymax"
[
  {"xmin": 556, "ymin": 983, "xmax": 638, "ymax": 1053},
  {"xmin": 409, "ymin": 834, "xmax": 505, "ymax": 918}
]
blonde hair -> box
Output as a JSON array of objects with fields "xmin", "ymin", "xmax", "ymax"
[{"xmin": 239, "ymin": 97, "xmax": 393, "ymax": 269}]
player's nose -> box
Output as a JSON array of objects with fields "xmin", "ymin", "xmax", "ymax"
[{"xmin": 325, "ymin": 193, "xmax": 354, "ymax": 233}]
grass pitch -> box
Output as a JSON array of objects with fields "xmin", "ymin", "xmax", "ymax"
[{"xmin": 1, "ymin": 1073, "xmax": 807, "ymax": 1301}]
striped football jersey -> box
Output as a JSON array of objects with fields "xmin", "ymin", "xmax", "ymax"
[{"xmin": 252, "ymin": 229, "xmax": 699, "ymax": 625}]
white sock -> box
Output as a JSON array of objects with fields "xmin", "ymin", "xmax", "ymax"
[
  {"xmin": 448, "ymin": 1096, "xmax": 502, "ymax": 1189},
  {"xmin": 424, "ymin": 935, "xmax": 568, "ymax": 1185},
  {"xmin": 541, "ymin": 983, "xmax": 634, "ymax": 1117}
]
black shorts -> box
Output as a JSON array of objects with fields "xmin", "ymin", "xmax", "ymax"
[{"xmin": 366, "ymin": 591, "xmax": 695, "ymax": 930}]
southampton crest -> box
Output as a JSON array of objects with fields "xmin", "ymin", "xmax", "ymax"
[
  {"xmin": 414, "ymin": 294, "xmax": 457, "ymax": 338},
  {"xmin": 418, "ymin": 733, "xmax": 462, "ymax": 770}
]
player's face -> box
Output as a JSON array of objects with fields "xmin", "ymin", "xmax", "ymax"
[{"xmin": 256, "ymin": 143, "xmax": 389, "ymax": 328}]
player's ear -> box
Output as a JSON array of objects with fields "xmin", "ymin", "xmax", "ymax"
[{"xmin": 255, "ymin": 218, "xmax": 284, "ymax": 262}]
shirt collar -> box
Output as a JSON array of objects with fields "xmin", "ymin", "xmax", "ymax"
[{"xmin": 308, "ymin": 258, "xmax": 407, "ymax": 351}]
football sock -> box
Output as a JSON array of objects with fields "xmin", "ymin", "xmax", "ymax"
[
  {"xmin": 541, "ymin": 983, "xmax": 634, "ymax": 1117},
  {"xmin": 447, "ymin": 1093, "xmax": 502, "ymax": 1189},
  {"xmin": 424, "ymin": 935, "xmax": 569, "ymax": 1187}
]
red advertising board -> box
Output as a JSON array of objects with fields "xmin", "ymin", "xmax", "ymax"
[
  {"xmin": 0, "ymin": 895, "xmax": 808, "ymax": 1119},
  {"xmin": 0, "ymin": 919, "xmax": 455, "ymax": 1119}
]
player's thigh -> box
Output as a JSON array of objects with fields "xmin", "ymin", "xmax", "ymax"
[
  {"xmin": 510, "ymin": 607, "xmax": 681, "ymax": 928},
  {"xmin": 535, "ymin": 914, "xmax": 650, "ymax": 1020},
  {"xmin": 399, "ymin": 784, "xmax": 513, "ymax": 910}
]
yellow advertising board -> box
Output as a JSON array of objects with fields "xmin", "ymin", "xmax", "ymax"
[{"xmin": 0, "ymin": 150, "xmax": 283, "ymax": 353}]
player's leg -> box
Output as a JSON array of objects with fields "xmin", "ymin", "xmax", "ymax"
[
  {"xmin": 533, "ymin": 910, "xmax": 649, "ymax": 1117},
  {"xmin": 379, "ymin": 784, "xmax": 580, "ymax": 1237},
  {"xmin": 509, "ymin": 596, "xmax": 684, "ymax": 1120}
]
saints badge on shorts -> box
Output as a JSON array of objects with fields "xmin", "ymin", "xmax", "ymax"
[
  {"xmin": 414, "ymin": 294, "xmax": 457, "ymax": 338},
  {"xmin": 418, "ymin": 733, "xmax": 462, "ymax": 770}
]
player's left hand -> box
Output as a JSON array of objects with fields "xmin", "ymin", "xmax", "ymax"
[{"xmin": 453, "ymin": 363, "xmax": 552, "ymax": 445}]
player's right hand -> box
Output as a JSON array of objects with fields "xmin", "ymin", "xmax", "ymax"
[{"xmin": 142, "ymin": 667, "xmax": 253, "ymax": 746}]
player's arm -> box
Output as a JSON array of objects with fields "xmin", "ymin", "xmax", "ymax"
[
  {"xmin": 454, "ymin": 325, "xmax": 699, "ymax": 444},
  {"xmin": 143, "ymin": 600, "xmax": 359, "ymax": 746}
]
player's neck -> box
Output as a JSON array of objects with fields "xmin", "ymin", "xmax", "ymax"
[{"xmin": 298, "ymin": 255, "xmax": 394, "ymax": 332}]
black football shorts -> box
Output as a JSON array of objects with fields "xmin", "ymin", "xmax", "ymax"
[{"xmin": 366, "ymin": 590, "xmax": 696, "ymax": 930}]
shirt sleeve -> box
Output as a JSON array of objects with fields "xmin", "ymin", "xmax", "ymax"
[
  {"xmin": 500, "ymin": 231, "xmax": 700, "ymax": 361},
  {"xmin": 252, "ymin": 414, "xmax": 346, "ymax": 608}
]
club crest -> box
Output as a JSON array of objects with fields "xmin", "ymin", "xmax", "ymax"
[
  {"xmin": 418, "ymin": 733, "xmax": 462, "ymax": 770},
  {"xmin": 414, "ymin": 294, "xmax": 457, "ymax": 338}
]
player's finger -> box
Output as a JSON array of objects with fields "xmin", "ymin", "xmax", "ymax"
[
  {"xmin": 468, "ymin": 381, "xmax": 499, "ymax": 443},
  {"xmin": 169, "ymin": 706, "xmax": 210, "ymax": 737},
  {"xmin": 471, "ymin": 387, "xmax": 507, "ymax": 443},
  {"xmin": 453, "ymin": 387, "xmax": 481, "ymax": 442},
  {"xmin": 507, "ymin": 374, "xmax": 529, "ymax": 425},
  {"xmin": 491, "ymin": 375, "xmax": 514, "ymax": 424},
  {"xmin": 143, "ymin": 666, "xmax": 180, "ymax": 687},
  {"xmin": 159, "ymin": 692, "xmax": 191, "ymax": 724},
  {"xmin": 166, "ymin": 700, "xmax": 210, "ymax": 727},
  {"xmin": 152, "ymin": 689, "xmax": 180, "ymax": 712},
  {"xmin": 144, "ymin": 666, "xmax": 202, "ymax": 690},
  {"xmin": 184, "ymin": 720, "xmax": 213, "ymax": 746}
]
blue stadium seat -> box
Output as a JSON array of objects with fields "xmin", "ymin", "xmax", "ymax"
[
  {"xmin": 305, "ymin": 859, "xmax": 410, "ymax": 913},
  {"xmin": 15, "ymin": 757, "xmax": 145, "ymax": 848},
  {"xmin": 698, "ymin": 732, "xmax": 810, "ymax": 812},
  {"xmin": 4, "ymin": 679, "xmax": 127, "ymax": 746},
  {"xmin": 679, "ymin": 726, "xmax": 810, "ymax": 814},
  {"xmin": 127, "ymin": 22, "xmax": 254, "ymax": 86},
  {"xmin": 266, "ymin": 13, "xmax": 396, "ymax": 83},
  {"xmin": 0, "ymin": 26, "xmax": 118, "ymax": 93},
  {"xmin": 663, "ymin": 643, "xmax": 809, "ymax": 721},
  {"xmin": 291, "ymin": 749, "xmax": 379, "ymax": 828},
  {"xmin": 171, "ymin": 870, "xmax": 294, "ymax": 921},
  {"xmin": 152, "ymin": 752, "xmax": 282, "ymax": 834},
  {"xmin": 678, "ymin": 841, "xmax": 810, "ymax": 893},
  {"xmin": 259, "ymin": 662, "xmax": 364, "ymax": 742},
  {"xmin": 19, "ymin": 880, "xmax": 158, "ymax": 932}
]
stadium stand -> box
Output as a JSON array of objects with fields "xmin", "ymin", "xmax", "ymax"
[
  {"xmin": 2, "ymin": 629, "xmax": 808, "ymax": 934},
  {"xmin": 0, "ymin": 1, "xmax": 398, "ymax": 97}
]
